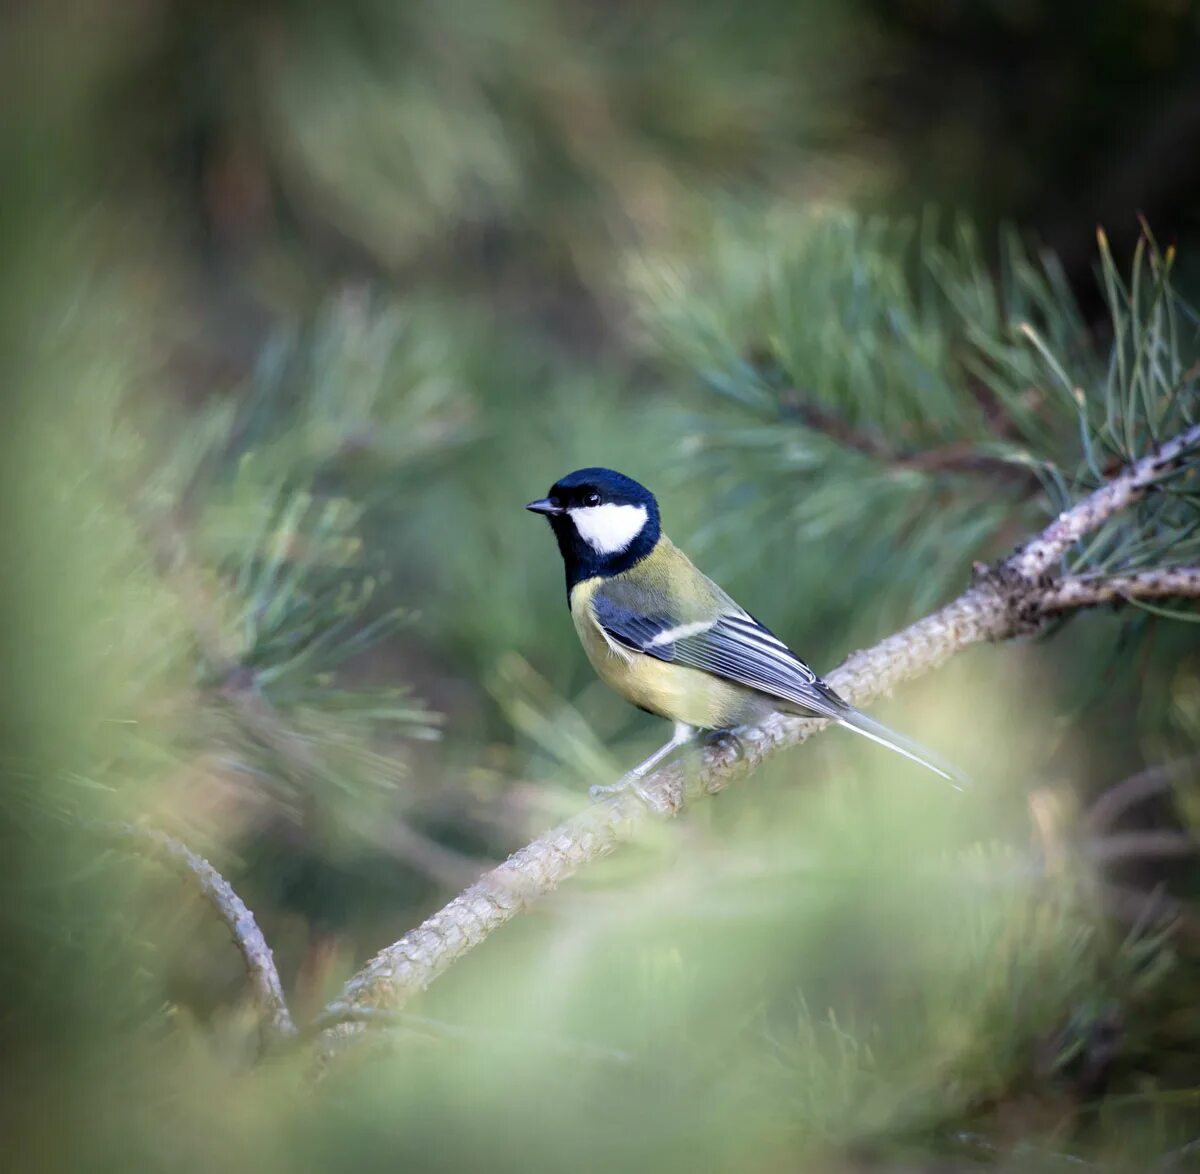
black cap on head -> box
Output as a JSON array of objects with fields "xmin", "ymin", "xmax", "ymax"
[
  {"xmin": 527, "ymin": 467, "xmax": 656, "ymax": 513},
  {"xmin": 526, "ymin": 467, "xmax": 661, "ymax": 592}
]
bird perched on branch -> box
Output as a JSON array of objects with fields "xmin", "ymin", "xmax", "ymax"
[{"xmin": 526, "ymin": 467, "xmax": 962, "ymax": 797}]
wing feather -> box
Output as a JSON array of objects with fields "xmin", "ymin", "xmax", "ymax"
[
  {"xmin": 591, "ymin": 580, "xmax": 964, "ymax": 786},
  {"xmin": 592, "ymin": 593, "xmax": 843, "ymax": 719}
]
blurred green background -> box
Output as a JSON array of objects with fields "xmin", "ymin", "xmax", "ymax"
[{"xmin": 3, "ymin": 1, "xmax": 1200, "ymax": 1170}]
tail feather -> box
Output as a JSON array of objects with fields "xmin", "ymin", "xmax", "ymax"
[{"xmin": 835, "ymin": 708, "xmax": 967, "ymax": 790}]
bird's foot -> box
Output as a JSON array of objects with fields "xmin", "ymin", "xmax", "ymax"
[
  {"xmin": 702, "ymin": 726, "xmax": 746, "ymax": 762},
  {"xmin": 590, "ymin": 722, "xmax": 696, "ymax": 806},
  {"xmin": 589, "ymin": 772, "xmax": 659, "ymax": 805}
]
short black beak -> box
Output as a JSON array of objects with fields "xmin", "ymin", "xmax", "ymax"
[{"xmin": 525, "ymin": 498, "xmax": 564, "ymax": 516}]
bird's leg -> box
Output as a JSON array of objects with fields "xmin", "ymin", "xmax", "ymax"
[{"xmin": 590, "ymin": 722, "xmax": 696, "ymax": 803}]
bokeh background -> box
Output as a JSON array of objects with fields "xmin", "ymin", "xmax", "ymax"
[{"xmin": 3, "ymin": 1, "xmax": 1200, "ymax": 1170}]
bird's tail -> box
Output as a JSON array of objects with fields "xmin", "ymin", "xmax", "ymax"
[{"xmin": 835, "ymin": 706, "xmax": 968, "ymax": 790}]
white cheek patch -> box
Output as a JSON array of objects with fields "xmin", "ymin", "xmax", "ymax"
[{"xmin": 569, "ymin": 503, "xmax": 648, "ymax": 555}]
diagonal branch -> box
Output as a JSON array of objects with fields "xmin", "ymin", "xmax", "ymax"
[
  {"xmin": 96, "ymin": 822, "xmax": 296, "ymax": 1047},
  {"xmin": 316, "ymin": 423, "xmax": 1200, "ymax": 1048},
  {"xmin": 318, "ymin": 586, "xmax": 1009, "ymax": 1047},
  {"xmin": 1008, "ymin": 422, "xmax": 1200, "ymax": 580}
]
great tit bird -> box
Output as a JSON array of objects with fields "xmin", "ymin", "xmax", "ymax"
[{"xmin": 526, "ymin": 467, "xmax": 961, "ymax": 793}]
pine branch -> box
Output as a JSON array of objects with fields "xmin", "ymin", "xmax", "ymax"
[
  {"xmin": 318, "ymin": 590, "xmax": 1000, "ymax": 1047},
  {"xmin": 95, "ymin": 822, "xmax": 296, "ymax": 1048},
  {"xmin": 779, "ymin": 388, "xmax": 1040, "ymax": 489},
  {"xmin": 131, "ymin": 497, "xmax": 478, "ymax": 888},
  {"xmin": 317, "ymin": 421, "xmax": 1200, "ymax": 1050},
  {"xmin": 1039, "ymin": 568, "xmax": 1200, "ymax": 613},
  {"xmin": 1009, "ymin": 421, "xmax": 1200, "ymax": 580}
]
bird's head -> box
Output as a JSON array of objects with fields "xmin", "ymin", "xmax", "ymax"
[{"xmin": 526, "ymin": 467, "xmax": 661, "ymax": 585}]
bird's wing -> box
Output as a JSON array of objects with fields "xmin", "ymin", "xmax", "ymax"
[
  {"xmin": 591, "ymin": 589, "xmax": 847, "ymax": 720},
  {"xmin": 591, "ymin": 563, "xmax": 965, "ymax": 786}
]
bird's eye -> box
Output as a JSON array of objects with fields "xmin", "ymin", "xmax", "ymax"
[
  {"xmin": 549, "ymin": 495, "xmax": 561, "ymax": 509},
  {"xmin": 584, "ymin": 492, "xmax": 601, "ymax": 507}
]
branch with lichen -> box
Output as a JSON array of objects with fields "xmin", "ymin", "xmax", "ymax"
[{"xmin": 314, "ymin": 421, "xmax": 1200, "ymax": 1050}]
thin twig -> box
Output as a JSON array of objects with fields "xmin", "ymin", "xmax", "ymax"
[
  {"xmin": 1085, "ymin": 757, "xmax": 1199, "ymax": 837},
  {"xmin": 778, "ymin": 390, "xmax": 1041, "ymax": 489},
  {"xmin": 94, "ymin": 821, "xmax": 296, "ymax": 1047},
  {"xmin": 1009, "ymin": 422, "xmax": 1200, "ymax": 580},
  {"xmin": 1086, "ymin": 831, "xmax": 1199, "ymax": 867},
  {"xmin": 1039, "ymin": 568, "xmax": 1200, "ymax": 613},
  {"xmin": 317, "ymin": 424, "xmax": 1200, "ymax": 1049}
]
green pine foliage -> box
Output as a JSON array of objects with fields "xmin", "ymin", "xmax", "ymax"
[
  {"xmin": 7, "ymin": 207, "xmax": 1197, "ymax": 1171},
  {"xmin": 631, "ymin": 210, "xmax": 1200, "ymax": 618},
  {"xmin": 4, "ymin": 4, "xmax": 1200, "ymax": 1171}
]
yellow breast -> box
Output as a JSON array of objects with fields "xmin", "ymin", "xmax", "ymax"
[{"xmin": 568, "ymin": 576, "xmax": 759, "ymax": 730}]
